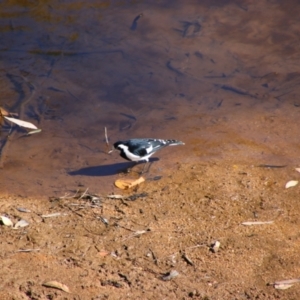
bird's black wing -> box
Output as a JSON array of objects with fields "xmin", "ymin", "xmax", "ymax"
[
  {"xmin": 125, "ymin": 140, "xmax": 149, "ymax": 157},
  {"xmin": 127, "ymin": 139, "xmax": 167, "ymax": 156}
]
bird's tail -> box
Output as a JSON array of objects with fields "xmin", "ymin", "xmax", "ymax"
[{"xmin": 165, "ymin": 139, "xmax": 185, "ymax": 146}]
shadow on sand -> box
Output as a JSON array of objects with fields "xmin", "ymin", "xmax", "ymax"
[{"xmin": 68, "ymin": 158, "xmax": 159, "ymax": 176}]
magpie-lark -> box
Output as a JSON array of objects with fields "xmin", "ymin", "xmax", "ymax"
[{"xmin": 113, "ymin": 138, "xmax": 185, "ymax": 163}]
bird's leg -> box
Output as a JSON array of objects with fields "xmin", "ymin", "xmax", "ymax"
[
  {"xmin": 140, "ymin": 161, "xmax": 152, "ymax": 175},
  {"xmin": 140, "ymin": 162, "xmax": 148, "ymax": 175},
  {"xmin": 125, "ymin": 161, "xmax": 151, "ymax": 175}
]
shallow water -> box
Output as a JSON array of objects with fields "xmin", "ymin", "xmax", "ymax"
[{"xmin": 1, "ymin": 0, "xmax": 300, "ymax": 196}]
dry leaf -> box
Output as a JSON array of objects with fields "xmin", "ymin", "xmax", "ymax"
[
  {"xmin": 16, "ymin": 207, "xmax": 31, "ymax": 213},
  {"xmin": 0, "ymin": 107, "xmax": 10, "ymax": 116},
  {"xmin": 162, "ymin": 270, "xmax": 179, "ymax": 281},
  {"xmin": 272, "ymin": 278, "xmax": 300, "ymax": 290},
  {"xmin": 0, "ymin": 215, "xmax": 13, "ymax": 226},
  {"xmin": 274, "ymin": 283, "xmax": 294, "ymax": 290},
  {"xmin": 275, "ymin": 278, "xmax": 300, "ymax": 285},
  {"xmin": 98, "ymin": 250, "xmax": 110, "ymax": 257},
  {"xmin": 285, "ymin": 180, "xmax": 298, "ymax": 189},
  {"xmin": 13, "ymin": 219, "xmax": 29, "ymax": 229},
  {"xmin": 43, "ymin": 281, "xmax": 70, "ymax": 293},
  {"xmin": 4, "ymin": 116, "xmax": 38, "ymax": 129},
  {"xmin": 115, "ymin": 176, "xmax": 145, "ymax": 189}
]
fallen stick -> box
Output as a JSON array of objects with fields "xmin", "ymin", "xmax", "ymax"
[
  {"xmin": 241, "ymin": 221, "xmax": 274, "ymax": 226},
  {"xmin": 105, "ymin": 126, "xmax": 114, "ymax": 154},
  {"xmin": 105, "ymin": 126, "xmax": 109, "ymax": 146}
]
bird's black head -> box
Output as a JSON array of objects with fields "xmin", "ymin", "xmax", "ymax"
[
  {"xmin": 113, "ymin": 141, "xmax": 123, "ymax": 150},
  {"xmin": 113, "ymin": 141, "xmax": 131, "ymax": 161}
]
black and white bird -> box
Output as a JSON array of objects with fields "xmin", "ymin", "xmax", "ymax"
[{"xmin": 114, "ymin": 138, "xmax": 185, "ymax": 163}]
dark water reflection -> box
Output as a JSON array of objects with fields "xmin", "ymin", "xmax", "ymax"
[{"xmin": 1, "ymin": 0, "xmax": 300, "ymax": 196}]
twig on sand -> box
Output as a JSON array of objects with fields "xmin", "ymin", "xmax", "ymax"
[
  {"xmin": 105, "ymin": 126, "xmax": 109, "ymax": 146},
  {"xmin": 105, "ymin": 126, "xmax": 114, "ymax": 154},
  {"xmin": 78, "ymin": 187, "xmax": 89, "ymax": 200},
  {"xmin": 65, "ymin": 191, "xmax": 78, "ymax": 199},
  {"xmin": 41, "ymin": 212, "xmax": 68, "ymax": 218},
  {"xmin": 17, "ymin": 248, "xmax": 40, "ymax": 253},
  {"xmin": 241, "ymin": 221, "xmax": 274, "ymax": 226},
  {"xmin": 121, "ymin": 229, "xmax": 150, "ymax": 241}
]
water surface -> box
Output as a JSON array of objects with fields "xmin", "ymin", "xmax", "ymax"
[{"xmin": 1, "ymin": 0, "xmax": 300, "ymax": 196}]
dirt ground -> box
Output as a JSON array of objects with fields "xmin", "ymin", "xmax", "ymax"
[{"xmin": 1, "ymin": 162, "xmax": 300, "ymax": 299}]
